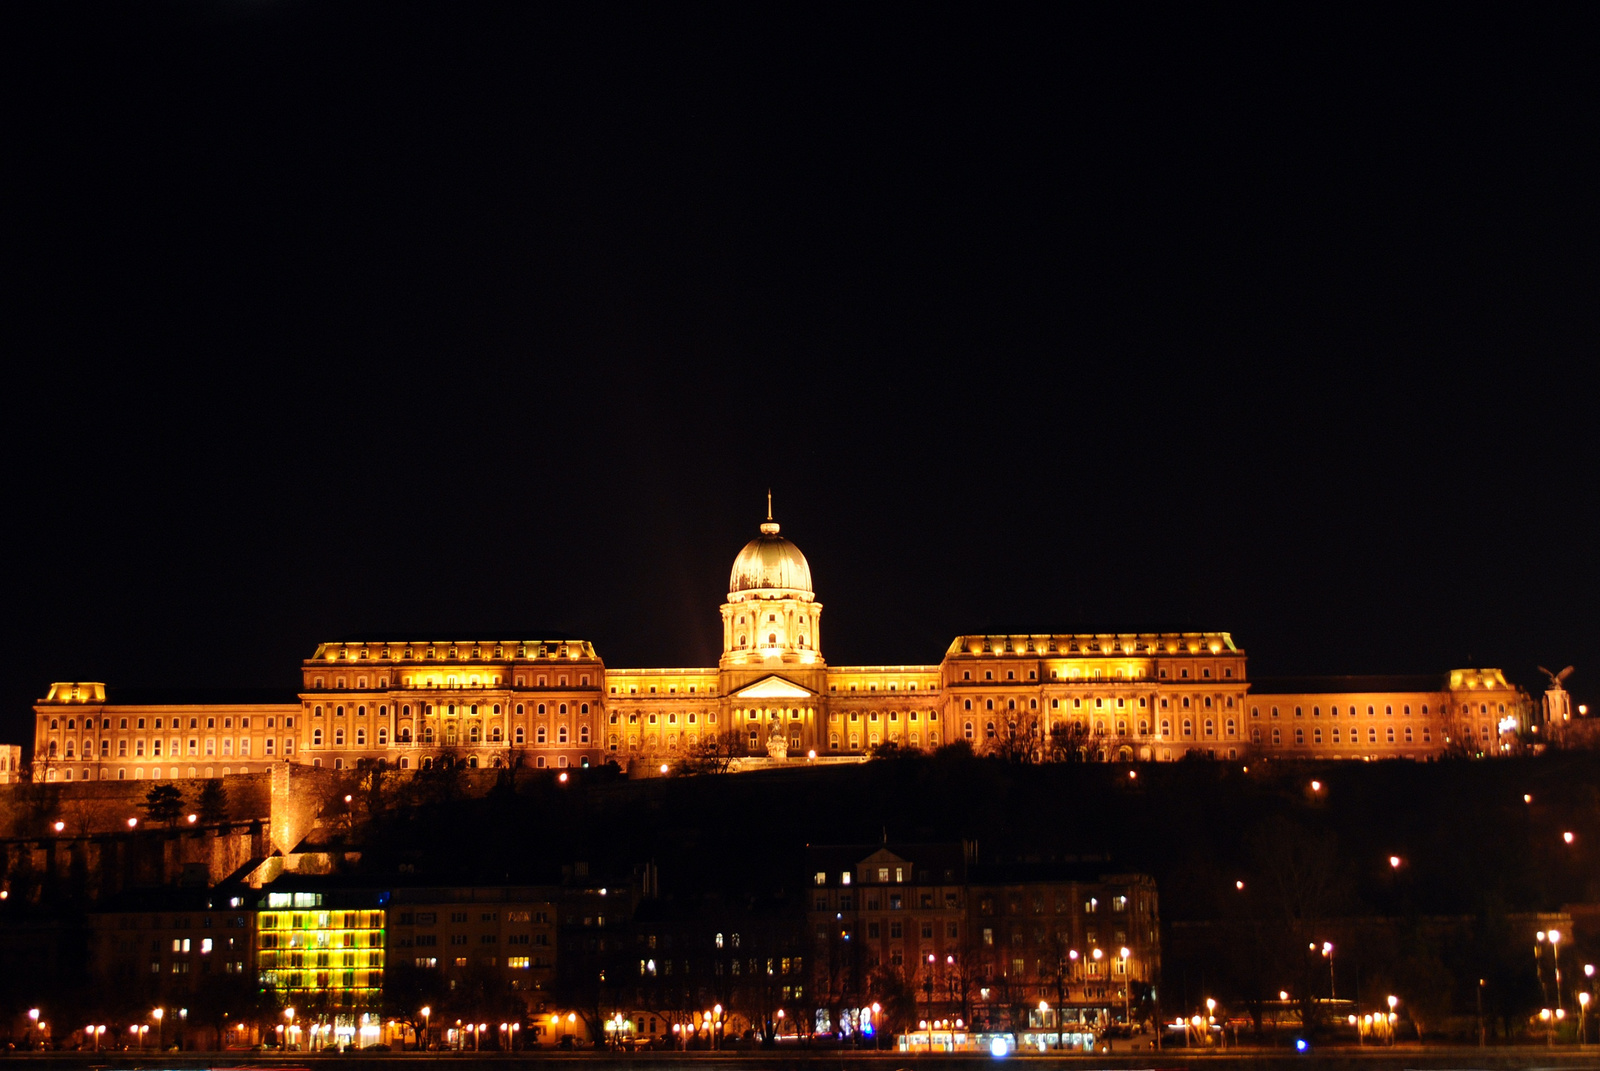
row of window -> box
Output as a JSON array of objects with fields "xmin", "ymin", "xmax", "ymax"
[
  {"xmin": 45, "ymin": 715, "xmax": 285, "ymax": 731},
  {"xmin": 311, "ymin": 701, "xmax": 592, "ymax": 718},
  {"xmin": 957, "ymin": 665, "xmax": 1234, "ymax": 682},
  {"xmin": 47, "ymin": 737, "xmax": 287, "ymax": 759},
  {"xmin": 1253, "ymin": 701, "xmax": 1512, "ymax": 718},
  {"xmin": 315, "ymin": 670, "xmax": 595, "ymax": 689},
  {"xmin": 310, "ymin": 724, "xmax": 593, "ymax": 748}
]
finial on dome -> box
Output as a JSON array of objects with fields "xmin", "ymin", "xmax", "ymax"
[{"xmin": 760, "ymin": 490, "xmax": 780, "ymax": 535}]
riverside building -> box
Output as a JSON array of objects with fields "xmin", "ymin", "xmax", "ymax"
[{"xmin": 28, "ymin": 508, "xmax": 1530, "ymax": 780}]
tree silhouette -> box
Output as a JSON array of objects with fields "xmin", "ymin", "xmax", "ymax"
[
  {"xmin": 197, "ymin": 779, "xmax": 229, "ymax": 824},
  {"xmin": 143, "ymin": 783, "xmax": 184, "ymax": 827}
]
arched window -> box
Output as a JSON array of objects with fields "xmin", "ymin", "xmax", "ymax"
[
  {"xmin": 334, "ymin": 728, "xmax": 345, "ymax": 746},
  {"xmin": 355, "ymin": 728, "xmax": 366, "ymax": 746},
  {"xmin": 516, "ymin": 704, "xmax": 524, "ymax": 715},
  {"xmin": 559, "ymin": 704, "xmax": 568, "ymax": 715},
  {"xmin": 1271, "ymin": 728, "xmax": 1281, "ymax": 745},
  {"xmin": 377, "ymin": 727, "xmax": 388, "ymax": 745},
  {"xmin": 558, "ymin": 726, "xmax": 569, "ymax": 744},
  {"xmin": 1181, "ymin": 719, "xmax": 1193, "ymax": 736},
  {"xmin": 537, "ymin": 726, "xmax": 547, "ymax": 744},
  {"xmin": 829, "ymin": 732, "xmax": 839, "ymax": 749},
  {"xmin": 538, "ymin": 704, "xmax": 546, "ymax": 715},
  {"xmin": 963, "ymin": 699, "xmax": 972, "ymax": 710},
  {"xmin": 1225, "ymin": 718, "xmax": 1236, "ymax": 737},
  {"xmin": 964, "ymin": 721, "xmax": 974, "ymax": 740},
  {"xmin": 313, "ymin": 728, "xmax": 323, "ymax": 746},
  {"xmin": 1159, "ymin": 718, "xmax": 1171, "ymax": 736},
  {"xmin": 515, "ymin": 726, "xmax": 525, "ymax": 744},
  {"xmin": 580, "ymin": 703, "xmax": 589, "ymax": 714},
  {"xmin": 985, "ymin": 721, "xmax": 996, "ymax": 739},
  {"xmin": 1203, "ymin": 719, "xmax": 1214, "ymax": 737},
  {"xmin": 579, "ymin": 725, "xmax": 590, "ymax": 743}
]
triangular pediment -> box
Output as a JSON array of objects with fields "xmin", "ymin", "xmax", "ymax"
[{"xmin": 733, "ymin": 675, "xmax": 816, "ymax": 700}]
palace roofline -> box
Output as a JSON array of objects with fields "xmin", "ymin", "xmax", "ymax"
[
  {"xmin": 1250, "ymin": 674, "xmax": 1452, "ymax": 695},
  {"xmin": 38, "ymin": 686, "xmax": 302, "ymax": 707}
]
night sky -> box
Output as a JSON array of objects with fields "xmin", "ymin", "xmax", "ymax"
[{"xmin": 3, "ymin": 4, "xmax": 1596, "ymax": 746}]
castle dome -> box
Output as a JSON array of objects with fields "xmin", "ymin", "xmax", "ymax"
[{"xmin": 729, "ymin": 517, "xmax": 813, "ymax": 595}]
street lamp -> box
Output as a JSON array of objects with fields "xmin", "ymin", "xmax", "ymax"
[
  {"xmin": 1542, "ymin": 928, "xmax": 1568, "ymax": 1011},
  {"xmin": 1321, "ymin": 942, "xmax": 1336, "ymax": 1000},
  {"xmin": 1580, "ymin": 991, "xmax": 1590, "ymax": 1046},
  {"xmin": 152, "ymin": 1007, "xmax": 164, "ymax": 1051},
  {"xmin": 420, "ymin": 1006, "xmax": 430, "ymax": 1050},
  {"xmin": 1386, "ymin": 996, "xmax": 1398, "ymax": 1045},
  {"xmin": 1122, "ymin": 947, "xmax": 1133, "ymax": 1025}
]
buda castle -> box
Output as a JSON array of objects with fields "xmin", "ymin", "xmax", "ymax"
[{"xmin": 25, "ymin": 509, "xmax": 1530, "ymax": 783}]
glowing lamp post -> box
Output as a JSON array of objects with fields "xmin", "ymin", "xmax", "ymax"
[
  {"xmin": 152, "ymin": 1008, "xmax": 164, "ymax": 1051},
  {"xmin": 420, "ymin": 1006, "xmax": 430, "ymax": 1050},
  {"xmin": 1580, "ymin": 991, "xmax": 1590, "ymax": 1046}
]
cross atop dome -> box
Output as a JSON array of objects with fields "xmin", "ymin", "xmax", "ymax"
[{"xmin": 761, "ymin": 489, "xmax": 779, "ymax": 535}]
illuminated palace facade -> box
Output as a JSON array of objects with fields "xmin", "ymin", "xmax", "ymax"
[{"xmin": 29, "ymin": 513, "xmax": 1530, "ymax": 782}]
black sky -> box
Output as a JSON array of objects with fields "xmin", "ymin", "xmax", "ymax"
[{"xmin": 2, "ymin": 3, "xmax": 1596, "ymax": 745}]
